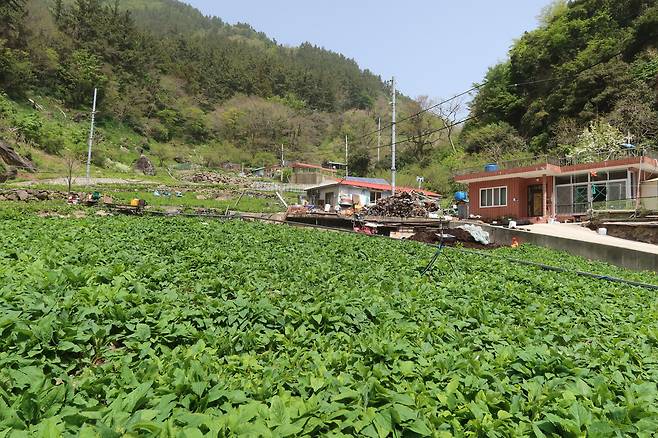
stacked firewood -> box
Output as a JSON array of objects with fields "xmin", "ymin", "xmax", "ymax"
[{"xmin": 365, "ymin": 192, "xmax": 432, "ymax": 218}]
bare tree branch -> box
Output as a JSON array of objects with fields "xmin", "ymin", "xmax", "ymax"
[{"xmin": 433, "ymin": 97, "xmax": 464, "ymax": 153}]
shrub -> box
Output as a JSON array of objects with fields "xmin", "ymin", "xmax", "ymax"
[
  {"xmin": 38, "ymin": 124, "xmax": 66, "ymax": 154},
  {"xmin": 0, "ymin": 92, "xmax": 15, "ymax": 117},
  {"xmin": 15, "ymin": 114, "xmax": 43, "ymax": 144},
  {"xmin": 147, "ymin": 120, "xmax": 171, "ymax": 142}
]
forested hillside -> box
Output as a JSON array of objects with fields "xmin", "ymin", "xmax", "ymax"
[
  {"xmin": 10, "ymin": 0, "xmax": 655, "ymax": 193},
  {"xmin": 463, "ymin": 0, "xmax": 658, "ymax": 160},
  {"xmin": 2, "ymin": 0, "xmax": 444, "ymax": 180}
]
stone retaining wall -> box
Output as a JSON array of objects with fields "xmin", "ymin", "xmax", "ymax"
[{"xmin": 0, "ymin": 189, "xmax": 82, "ymax": 202}]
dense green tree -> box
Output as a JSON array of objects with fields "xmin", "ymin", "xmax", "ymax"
[
  {"xmin": 0, "ymin": 0, "xmax": 26, "ymax": 46},
  {"xmin": 0, "ymin": 41, "xmax": 33, "ymax": 95},
  {"xmin": 0, "ymin": 0, "xmax": 31, "ymax": 94},
  {"xmin": 58, "ymin": 49, "xmax": 107, "ymax": 106},
  {"xmin": 466, "ymin": 0, "xmax": 658, "ymax": 154},
  {"xmin": 461, "ymin": 122, "xmax": 526, "ymax": 162},
  {"xmin": 348, "ymin": 148, "xmax": 371, "ymax": 177}
]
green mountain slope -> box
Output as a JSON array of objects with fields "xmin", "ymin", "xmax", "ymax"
[
  {"xmin": 111, "ymin": 0, "xmax": 270, "ymax": 41},
  {"xmin": 463, "ymin": 0, "xmax": 658, "ymax": 158},
  {"xmin": 0, "ymin": 0, "xmax": 410, "ymax": 178}
]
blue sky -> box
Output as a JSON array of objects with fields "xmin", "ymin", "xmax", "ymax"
[{"xmin": 185, "ymin": 0, "xmax": 550, "ymax": 101}]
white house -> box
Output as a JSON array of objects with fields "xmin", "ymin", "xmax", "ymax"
[{"xmin": 306, "ymin": 177, "xmax": 440, "ymax": 207}]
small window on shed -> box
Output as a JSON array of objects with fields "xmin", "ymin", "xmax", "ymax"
[{"xmin": 370, "ymin": 191, "xmax": 383, "ymax": 203}]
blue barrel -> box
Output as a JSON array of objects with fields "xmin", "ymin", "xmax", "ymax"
[
  {"xmin": 484, "ymin": 163, "xmax": 499, "ymax": 172},
  {"xmin": 454, "ymin": 191, "xmax": 468, "ymax": 202}
]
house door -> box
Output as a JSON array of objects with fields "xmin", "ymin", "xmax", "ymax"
[
  {"xmin": 527, "ymin": 185, "xmax": 543, "ymax": 217},
  {"xmin": 325, "ymin": 192, "xmax": 334, "ymax": 207}
]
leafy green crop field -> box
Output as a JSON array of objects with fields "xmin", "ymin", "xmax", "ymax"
[
  {"xmin": 491, "ymin": 245, "xmax": 658, "ymax": 286},
  {"xmin": 1, "ymin": 215, "xmax": 657, "ymax": 437}
]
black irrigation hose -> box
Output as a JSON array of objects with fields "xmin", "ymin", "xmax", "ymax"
[
  {"xmin": 138, "ymin": 209, "xmax": 658, "ymax": 291},
  {"xmin": 421, "ymin": 232, "xmax": 459, "ymax": 277},
  {"xmin": 450, "ymin": 248, "xmax": 658, "ymax": 291},
  {"xmin": 271, "ymin": 218, "xmax": 658, "ymax": 291}
]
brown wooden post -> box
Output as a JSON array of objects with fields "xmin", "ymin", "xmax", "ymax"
[{"xmin": 542, "ymin": 174, "xmax": 548, "ymax": 219}]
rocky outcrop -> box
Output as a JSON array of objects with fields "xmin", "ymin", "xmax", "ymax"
[
  {"xmin": 15, "ymin": 190, "xmax": 30, "ymax": 201},
  {"xmin": 134, "ymin": 155, "xmax": 156, "ymax": 176},
  {"xmin": 0, "ymin": 141, "xmax": 36, "ymax": 172}
]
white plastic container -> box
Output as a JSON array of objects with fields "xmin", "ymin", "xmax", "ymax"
[{"xmin": 597, "ymin": 228, "xmax": 607, "ymax": 236}]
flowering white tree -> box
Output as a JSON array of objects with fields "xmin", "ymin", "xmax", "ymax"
[{"xmin": 569, "ymin": 120, "xmax": 625, "ymax": 163}]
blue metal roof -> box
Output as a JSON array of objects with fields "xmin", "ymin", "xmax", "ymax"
[{"xmin": 344, "ymin": 176, "xmax": 389, "ymax": 185}]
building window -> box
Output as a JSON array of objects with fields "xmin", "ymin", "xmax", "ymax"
[
  {"xmin": 370, "ymin": 191, "xmax": 383, "ymax": 203},
  {"xmin": 555, "ymin": 170, "xmax": 632, "ymax": 214},
  {"xmin": 480, "ymin": 186, "xmax": 507, "ymax": 208}
]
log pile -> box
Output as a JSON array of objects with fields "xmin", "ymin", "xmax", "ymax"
[{"xmin": 365, "ymin": 192, "xmax": 438, "ymax": 218}]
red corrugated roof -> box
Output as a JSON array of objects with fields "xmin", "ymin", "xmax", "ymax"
[{"xmin": 331, "ymin": 179, "xmax": 441, "ymax": 197}]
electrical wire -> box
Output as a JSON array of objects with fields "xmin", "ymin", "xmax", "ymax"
[
  {"xmin": 360, "ymin": 114, "xmax": 477, "ymax": 153},
  {"xmin": 291, "ymin": 41, "xmax": 637, "ymax": 164},
  {"xmin": 355, "ymin": 42, "xmax": 632, "ymax": 144},
  {"xmin": 354, "ymin": 85, "xmax": 482, "ymax": 142}
]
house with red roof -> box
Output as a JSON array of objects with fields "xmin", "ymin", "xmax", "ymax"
[
  {"xmin": 453, "ymin": 151, "xmax": 658, "ymax": 223},
  {"xmin": 306, "ymin": 177, "xmax": 440, "ymax": 207}
]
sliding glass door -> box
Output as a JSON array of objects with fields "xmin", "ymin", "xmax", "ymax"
[
  {"xmin": 573, "ymin": 186, "xmax": 589, "ymax": 213},
  {"xmin": 555, "ymin": 170, "xmax": 632, "ymax": 214}
]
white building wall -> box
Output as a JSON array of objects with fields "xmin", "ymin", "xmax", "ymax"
[
  {"xmin": 338, "ymin": 187, "xmax": 372, "ymax": 206},
  {"xmin": 641, "ymin": 179, "xmax": 658, "ymax": 210},
  {"xmin": 310, "ymin": 184, "xmax": 394, "ymax": 207}
]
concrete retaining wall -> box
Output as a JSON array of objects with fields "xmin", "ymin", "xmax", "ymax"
[{"xmin": 454, "ymin": 223, "xmax": 658, "ymax": 273}]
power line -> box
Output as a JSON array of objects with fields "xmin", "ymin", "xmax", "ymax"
[
  {"xmin": 355, "ymin": 85, "xmax": 482, "ymax": 143},
  {"xmin": 363, "ymin": 115, "xmax": 477, "ymax": 153},
  {"xmin": 288, "ymin": 45, "xmax": 632, "ymax": 164},
  {"xmin": 357, "ymin": 44, "xmax": 630, "ymax": 144}
]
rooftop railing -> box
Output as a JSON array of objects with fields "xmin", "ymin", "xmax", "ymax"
[
  {"xmin": 454, "ymin": 148, "xmax": 657, "ymax": 176},
  {"xmin": 453, "ymin": 155, "xmax": 559, "ymax": 176}
]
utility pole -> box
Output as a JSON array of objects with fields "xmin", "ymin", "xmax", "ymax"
[
  {"xmin": 377, "ymin": 117, "xmax": 381, "ymax": 163},
  {"xmin": 345, "ymin": 135, "xmax": 349, "ymax": 178},
  {"xmin": 85, "ymin": 87, "xmax": 98, "ymax": 180},
  {"xmin": 281, "ymin": 144, "xmax": 284, "ymax": 182},
  {"xmin": 391, "ymin": 77, "xmax": 397, "ymax": 195}
]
